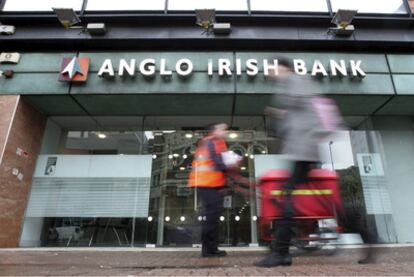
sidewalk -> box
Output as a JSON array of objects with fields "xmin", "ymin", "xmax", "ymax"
[{"xmin": 1, "ymin": 246, "xmax": 414, "ymax": 276}]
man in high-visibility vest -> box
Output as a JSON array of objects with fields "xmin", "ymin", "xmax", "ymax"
[{"xmin": 189, "ymin": 123, "xmax": 229, "ymax": 257}]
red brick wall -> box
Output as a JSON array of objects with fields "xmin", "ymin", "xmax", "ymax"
[
  {"xmin": 0, "ymin": 96, "xmax": 19, "ymax": 163},
  {"xmin": 0, "ymin": 96, "xmax": 46, "ymax": 248}
]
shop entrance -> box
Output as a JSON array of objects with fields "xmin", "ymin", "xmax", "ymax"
[{"xmin": 20, "ymin": 115, "xmax": 269, "ymax": 247}]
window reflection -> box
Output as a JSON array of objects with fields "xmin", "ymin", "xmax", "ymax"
[
  {"xmin": 20, "ymin": 116, "xmax": 404, "ymax": 247},
  {"xmin": 331, "ymin": 0, "xmax": 406, "ymax": 14},
  {"xmin": 86, "ymin": 0, "xmax": 166, "ymax": 11},
  {"xmin": 250, "ymin": 0, "xmax": 329, "ymax": 12},
  {"xmin": 168, "ymin": 0, "xmax": 247, "ymax": 11},
  {"xmin": 3, "ymin": 0, "xmax": 83, "ymax": 11}
]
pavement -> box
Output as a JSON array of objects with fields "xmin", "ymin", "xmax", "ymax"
[{"xmin": 1, "ymin": 246, "xmax": 414, "ymax": 276}]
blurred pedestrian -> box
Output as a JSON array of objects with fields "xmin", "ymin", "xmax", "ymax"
[
  {"xmin": 188, "ymin": 123, "xmax": 231, "ymax": 257},
  {"xmin": 255, "ymin": 58, "xmax": 334, "ymax": 267}
]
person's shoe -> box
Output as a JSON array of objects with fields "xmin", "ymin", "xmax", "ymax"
[
  {"xmin": 254, "ymin": 252, "xmax": 292, "ymax": 267},
  {"xmin": 201, "ymin": 249, "xmax": 227, "ymax": 257},
  {"xmin": 358, "ymin": 256, "xmax": 376, "ymax": 264}
]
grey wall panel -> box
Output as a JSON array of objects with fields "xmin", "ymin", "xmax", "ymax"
[
  {"xmin": 0, "ymin": 73, "xmax": 70, "ymax": 95},
  {"xmin": 387, "ymin": 55, "xmax": 414, "ymax": 73},
  {"xmin": 70, "ymin": 73, "xmax": 235, "ymax": 94},
  {"xmin": 393, "ymin": 75, "xmax": 414, "ymax": 94},
  {"xmin": 23, "ymin": 95, "xmax": 87, "ymax": 115},
  {"xmin": 236, "ymin": 74, "xmax": 394, "ymax": 95},
  {"xmin": 72, "ymin": 94, "xmax": 234, "ymax": 116},
  {"xmin": 0, "ymin": 53, "xmax": 76, "ymax": 72}
]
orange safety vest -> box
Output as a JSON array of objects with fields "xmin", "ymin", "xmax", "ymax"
[{"xmin": 188, "ymin": 136, "xmax": 228, "ymax": 188}]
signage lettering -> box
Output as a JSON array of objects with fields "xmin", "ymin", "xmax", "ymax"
[{"xmin": 94, "ymin": 58, "xmax": 366, "ymax": 79}]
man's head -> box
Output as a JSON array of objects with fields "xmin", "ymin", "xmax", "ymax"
[
  {"xmin": 267, "ymin": 57, "xmax": 294, "ymax": 80},
  {"xmin": 207, "ymin": 123, "xmax": 228, "ymax": 138}
]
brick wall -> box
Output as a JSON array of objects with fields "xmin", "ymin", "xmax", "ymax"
[{"xmin": 0, "ymin": 96, "xmax": 46, "ymax": 247}]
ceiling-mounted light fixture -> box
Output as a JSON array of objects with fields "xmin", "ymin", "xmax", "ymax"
[
  {"xmin": 52, "ymin": 8, "xmax": 106, "ymax": 35},
  {"xmin": 195, "ymin": 9, "xmax": 231, "ymax": 36},
  {"xmin": 52, "ymin": 8, "xmax": 82, "ymax": 28},
  {"xmin": 196, "ymin": 9, "xmax": 216, "ymax": 31},
  {"xmin": 328, "ymin": 9, "xmax": 358, "ymax": 37}
]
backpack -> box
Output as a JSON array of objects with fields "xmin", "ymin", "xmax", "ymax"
[{"xmin": 311, "ymin": 96, "xmax": 343, "ymax": 134}]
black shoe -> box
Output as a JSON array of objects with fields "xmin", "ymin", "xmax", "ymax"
[
  {"xmin": 358, "ymin": 257, "xmax": 376, "ymax": 264},
  {"xmin": 254, "ymin": 253, "xmax": 292, "ymax": 267},
  {"xmin": 201, "ymin": 249, "xmax": 227, "ymax": 257}
]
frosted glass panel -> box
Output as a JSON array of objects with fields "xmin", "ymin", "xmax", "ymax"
[
  {"xmin": 251, "ymin": 0, "xmax": 328, "ymax": 12},
  {"xmin": 87, "ymin": 0, "xmax": 165, "ymax": 11},
  {"xmin": 331, "ymin": 0, "xmax": 406, "ymax": 14},
  {"xmin": 3, "ymin": 0, "xmax": 83, "ymax": 11},
  {"xmin": 168, "ymin": 0, "xmax": 247, "ymax": 11},
  {"xmin": 25, "ymin": 155, "xmax": 152, "ymax": 218}
]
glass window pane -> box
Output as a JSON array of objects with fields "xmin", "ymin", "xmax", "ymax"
[
  {"xmin": 168, "ymin": 0, "xmax": 247, "ymax": 11},
  {"xmin": 3, "ymin": 0, "xmax": 83, "ymax": 11},
  {"xmin": 86, "ymin": 0, "xmax": 165, "ymax": 11},
  {"xmin": 331, "ymin": 0, "xmax": 406, "ymax": 14},
  {"xmin": 251, "ymin": 0, "xmax": 328, "ymax": 12}
]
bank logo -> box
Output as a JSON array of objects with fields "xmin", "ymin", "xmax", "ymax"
[{"xmin": 59, "ymin": 57, "xmax": 90, "ymax": 82}]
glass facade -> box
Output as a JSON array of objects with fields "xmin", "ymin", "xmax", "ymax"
[
  {"xmin": 20, "ymin": 113, "xmax": 413, "ymax": 247},
  {"xmin": 2, "ymin": 0, "xmax": 84, "ymax": 11}
]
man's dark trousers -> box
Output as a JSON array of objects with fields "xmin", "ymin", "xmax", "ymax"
[{"xmin": 198, "ymin": 187, "xmax": 223, "ymax": 254}]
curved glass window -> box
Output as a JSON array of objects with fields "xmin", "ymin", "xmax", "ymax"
[
  {"xmin": 167, "ymin": 0, "xmax": 248, "ymax": 11},
  {"xmin": 3, "ymin": 0, "xmax": 83, "ymax": 11},
  {"xmin": 250, "ymin": 0, "xmax": 329, "ymax": 12},
  {"xmin": 331, "ymin": 0, "xmax": 406, "ymax": 14},
  {"xmin": 86, "ymin": 0, "xmax": 166, "ymax": 11}
]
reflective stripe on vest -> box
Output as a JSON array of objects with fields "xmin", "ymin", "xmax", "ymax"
[{"xmin": 270, "ymin": 189, "xmax": 333, "ymax": 196}]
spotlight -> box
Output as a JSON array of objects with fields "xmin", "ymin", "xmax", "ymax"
[
  {"xmin": 97, "ymin": 133, "xmax": 106, "ymax": 139},
  {"xmin": 195, "ymin": 9, "xmax": 231, "ymax": 35},
  {"xmin": 52, "ymin": 8, "xmax": 106, "ymax": 35},
  {"xmin": 219, "ymin": 216, "xmax": 225, "ymax": 222},
  {"xmin": 165, "ymin": 216, "xmax": 170, "ymax": 222},
  {"xmin": 185, "ymin": 133, "xmax": 193, "ymax": 139},
  {"xmin": 235, "ymin": 216, "xmax": 240, "ymax": 221},
  {"xmin": 180, "ymin": 216, "xmax": 186, "ymax": 222},
  {"xmin": 252, "ymin": 216, "xmax": 258, "ymax": 221},
  {"xmin": 328, "ymin": 9, "xmax": 358, "ymax": 37},
  {"xmin": 195, "ymin": 9, "xmax": 216, "ymax": 31},
  {"xmin": 52, "ymin": 8, "xmax": 82, "ymax": 28},
  {"xmin": 148, "ymin": 216, "xmax": 153, "ymax": 222}
]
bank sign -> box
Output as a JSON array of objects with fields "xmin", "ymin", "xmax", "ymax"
[{"xmin": 59, "ymin": 56, "xmax": 366, "ymax": 82}]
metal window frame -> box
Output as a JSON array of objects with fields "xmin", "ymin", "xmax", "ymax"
[
  {"xmin": 402, "ymin": 0, "xmax": 413, "ymax": 17},
  {"xmin": 0, "ymin": 0, "xmax": 6, "ymax": 11},
  {"xmin": 0, "ymin": 0, "xmax": 411, "ymax": 15}
]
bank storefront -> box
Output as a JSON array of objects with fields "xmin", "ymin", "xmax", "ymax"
[{"xmin": 1, "ymin": 51, "xmax": 414, "ymax": 247}]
